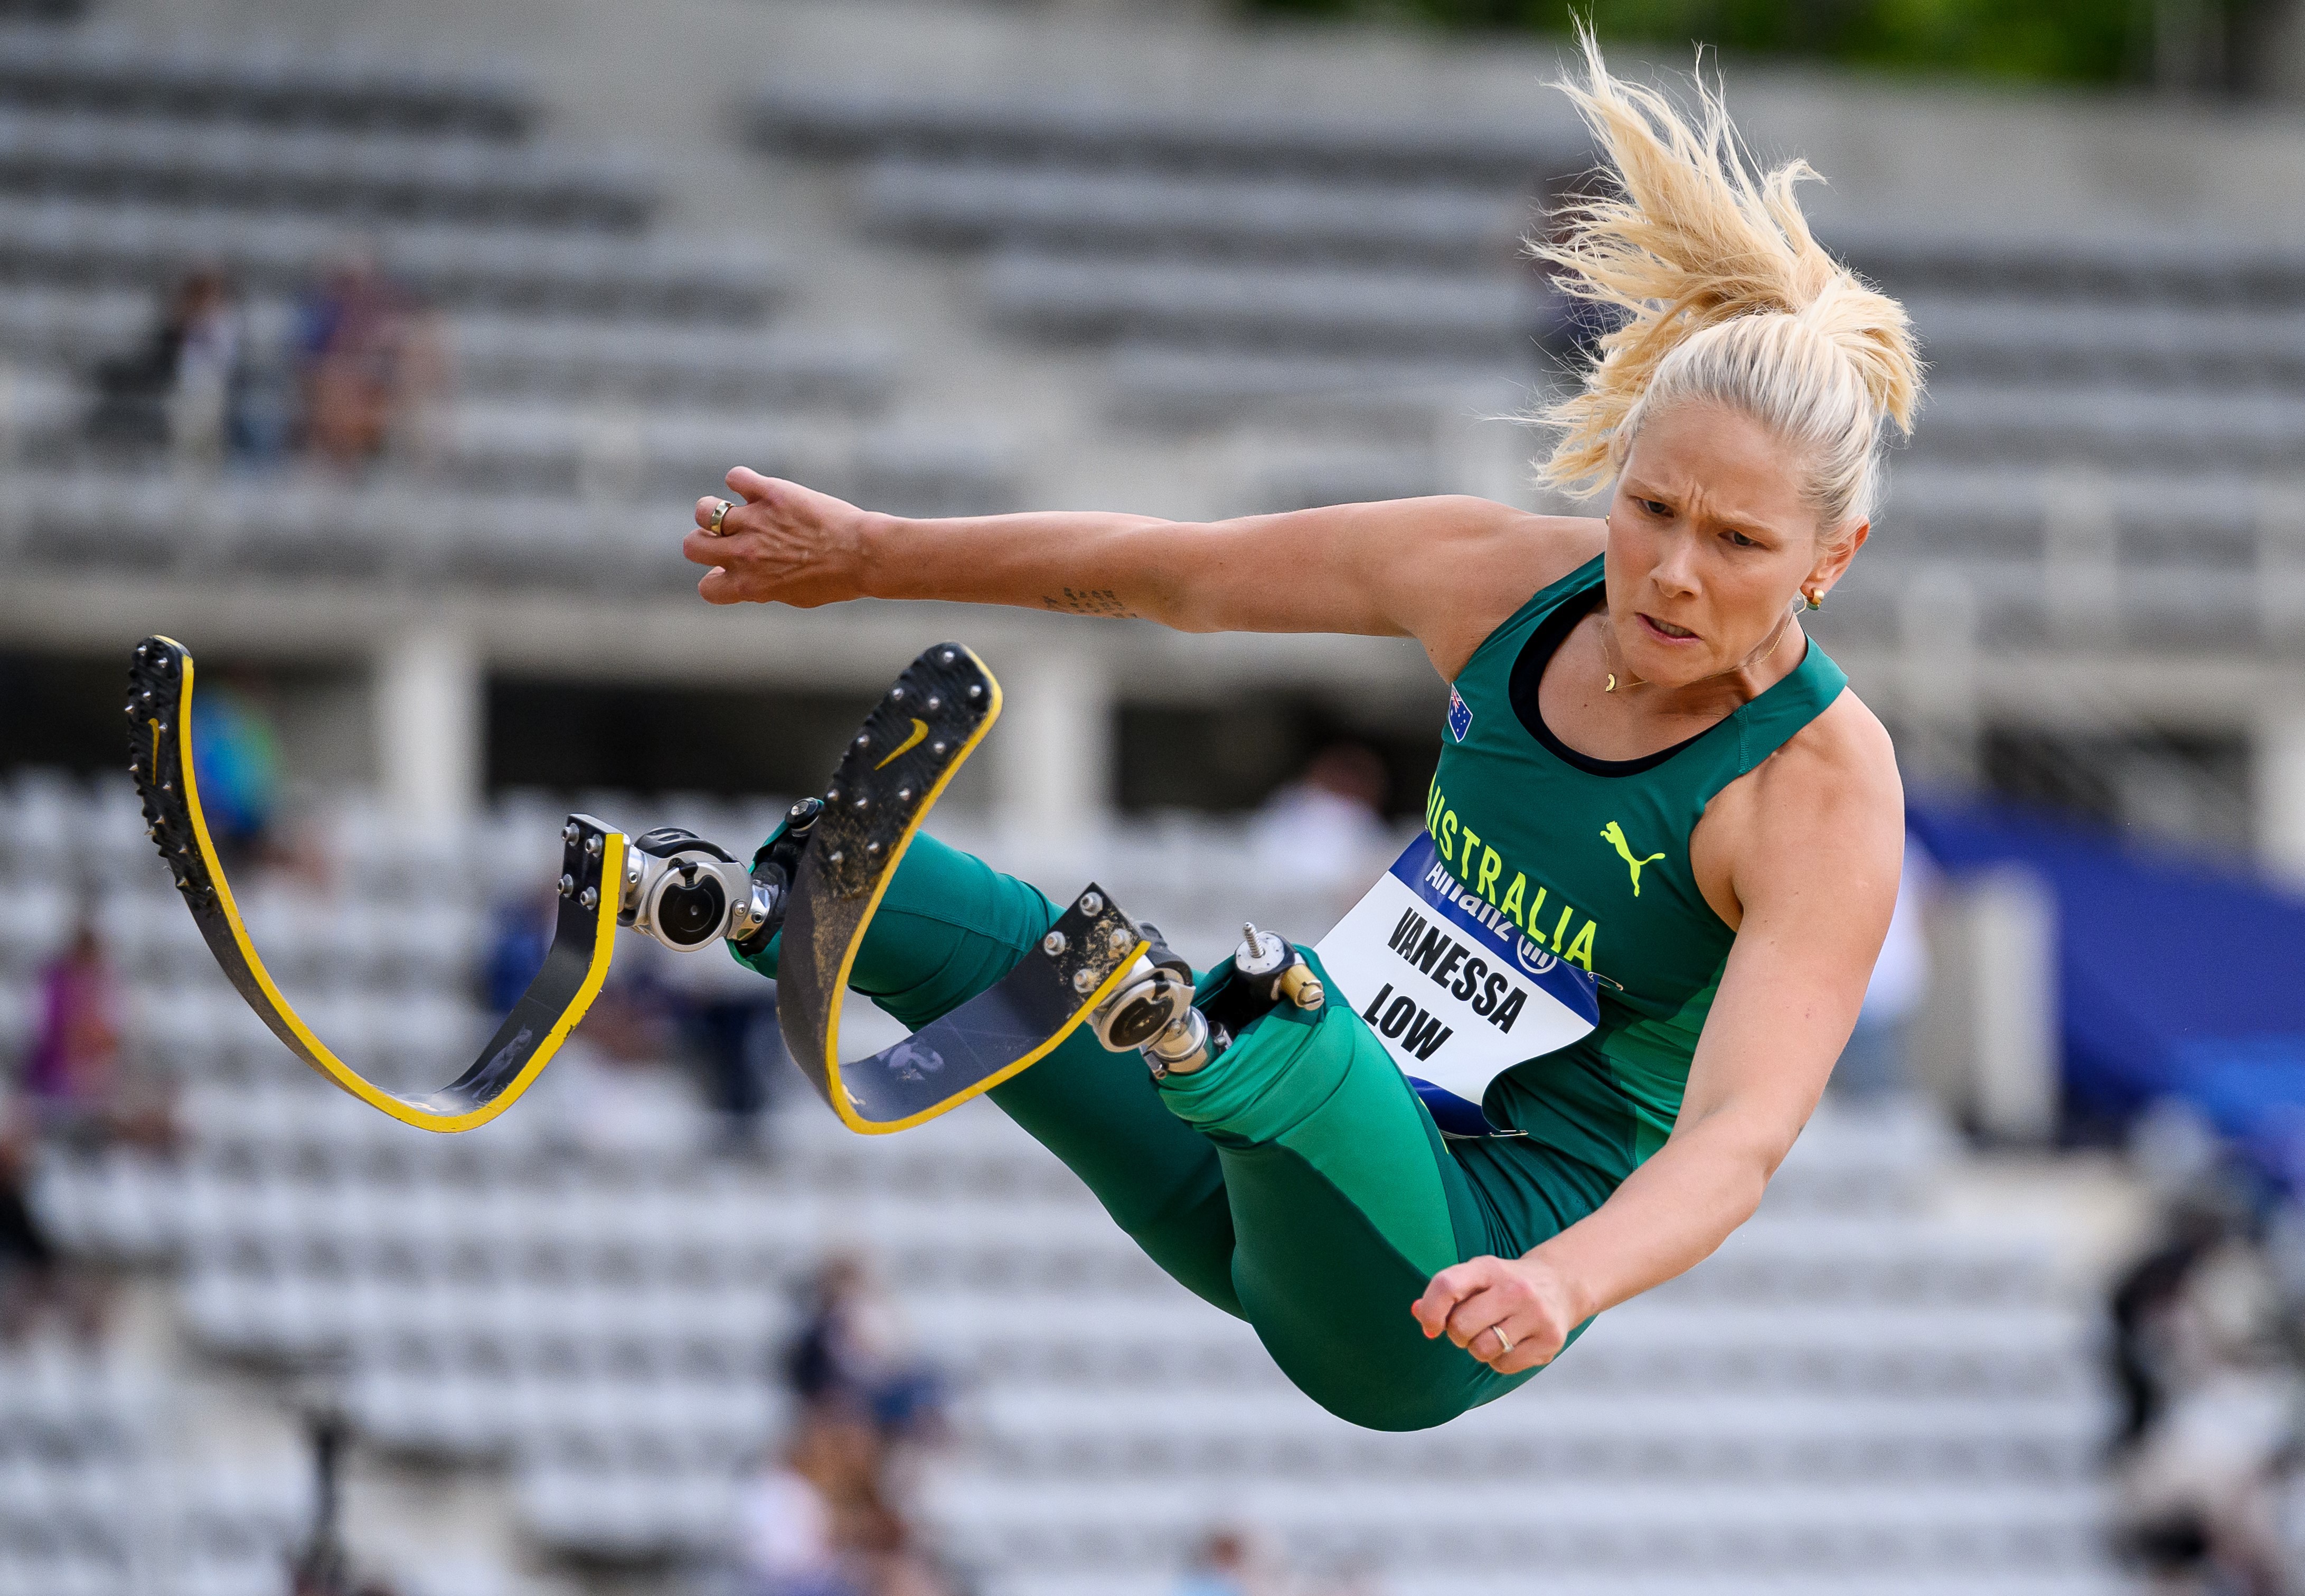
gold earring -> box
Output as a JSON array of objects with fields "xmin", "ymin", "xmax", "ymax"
[{"xmin": 1803, "ymin": 589, "xmax": 1822, "ymax": 612}]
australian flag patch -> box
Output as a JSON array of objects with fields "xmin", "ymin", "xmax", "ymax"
[{"xmin": 1446, "ymin": 686, "xmax": 1473, "ymax": 743}]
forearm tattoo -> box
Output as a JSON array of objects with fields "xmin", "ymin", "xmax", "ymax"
[{"xmin": 1040, "ymin": 586, "xmax": 1139, "ymax": 619}]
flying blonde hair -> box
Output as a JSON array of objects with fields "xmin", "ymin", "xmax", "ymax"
[{"xmin": 1532, "ymin": 30, "xmax": 1922, "ymax": 539}]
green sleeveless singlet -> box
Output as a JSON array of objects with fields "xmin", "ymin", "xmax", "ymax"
[
  {"xmin": 730, "ymin": 551, "xmax": 1854, "ymax": 1430},
  {"xmin": 1427, "ymin": 554, "xmax": 1848, "ymax": 1181}
]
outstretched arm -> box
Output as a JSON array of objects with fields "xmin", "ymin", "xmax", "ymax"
[
  {"xmin": 1412, "ymin": 698, "xmax": 1905, "ymax": 1370},
  {"xmin": 684, "ymin": 468, "xmax": 1601, "ymax": 678}
]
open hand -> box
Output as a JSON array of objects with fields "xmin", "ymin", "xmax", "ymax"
[
  {"xmin": 1411, "ymin": 1253, "xmax": 1581, "ymax": 1375},
  {"xmin": 685, "ymin": 467, "xmax": 879, "ymax": 608}
]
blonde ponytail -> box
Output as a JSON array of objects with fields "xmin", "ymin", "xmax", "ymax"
[{"xmin": 1532, "ymin": 30, "xmax": 1923, "ymax": 536}]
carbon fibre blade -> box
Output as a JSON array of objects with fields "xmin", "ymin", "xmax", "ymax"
[
  {"xmin": 126, "ymin": 635, "xmax": 621, "ymax": 1133},
  {"xmin": 776, "ymin": 643, "xmax": 1146, "ymax": 1132}
]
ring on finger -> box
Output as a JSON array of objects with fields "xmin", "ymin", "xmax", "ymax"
[
  {"xmin": 1487, "ymin": 1325, "xmax": 1514, "ymax": 1357},
  {"xmin": 705, "ymin": 499, "xmax": 734, "ymax": 534}
]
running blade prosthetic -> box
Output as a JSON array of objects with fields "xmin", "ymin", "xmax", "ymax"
[
  {"xmin": 776, "ymin": 642, "xmax": 1148, "ymax": 1133},
  {"xmin": 127, "ymin": 635, "xmax": 623, "ymax": 1132}
]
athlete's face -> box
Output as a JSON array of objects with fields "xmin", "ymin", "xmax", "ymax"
[{"xmin": 1602, "ymin": 400, "xmax": 1867, "ymax": 690}]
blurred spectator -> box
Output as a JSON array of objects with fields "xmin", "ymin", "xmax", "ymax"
[
  {"xmin": 785, "ymin": 1253, "xmax": 947, "ymax": 1446},
  {"xmin": 1831, "ymin": 837, "xmax": 1932, "ymax": 1097},
  {"xmin": 0, "ymin": 1107, "xmax": 101, "ymax": 1346},
  {"xmin": 735, "ymin": 1449, "xmax": 845, "ymax": 1595},
  {"xmin": 2108, "ymin": 1171, "xmax": 2300, "ymax": 1595},
  {"xmin": 84, "ymin": 268, "xmax": 245, "ymax": 457},
  {"xmin": 682, "ymin": 985, "xmax": 782, "ymax": 1154},
  {"xmin": 188, "ymin": 684, "xmax": 282, "ymax": 866},
  {"xmin": 1248, "ymin": 743, "xmax": 1393, "ymax": 899},
  {"xmin": 735, "ymin": 1415, "xmax": 870, "ymax": 1596},
  {"xmin": 294, "ymin": 252, "xmax": 441, "ymax": 470},
  {"xmin": 483, "ymin": 889, "xmax": 556, "ymax": 1016},
  {"xmin": 1174, "ymin": 1528, "xmax": 1278, "ymax": 1596},
  {"xmin": 735, "ymin": 1410, "xmax": 956, "ymax": 1596},
  {"xmin": 22, "ymin": 921, "xmax": 121, "ymax": 1138}
]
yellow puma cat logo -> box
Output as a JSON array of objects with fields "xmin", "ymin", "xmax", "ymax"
[{"xmin": 1600, "ymin": 821, "xmax": 1666, "ymax": 896}]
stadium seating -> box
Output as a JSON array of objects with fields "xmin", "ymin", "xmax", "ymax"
[
  {"xmin": 748, "ymin": 79, "xmax": 2305, "ymax": 684},
  {"xmin": 0, "ymin": 13, "xmax": 2264, "ymax": 1594},
  {"xmin": 0, "ymin": 24, "xmax": 531, "ymax": 135},
  {"xmin": 1, "ymin": 771, "xmax": 2130, "ymax": 1593},
  {"xmin": 0, "ymin": 25, "xmax": 1014, "ymax": 563}
]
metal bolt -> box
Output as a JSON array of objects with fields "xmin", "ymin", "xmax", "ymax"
[
  {"xmin": 966, "ymin": 684, "xmax": 982, "ymax": 700},
  {"xmin": 896, "ymin": 786, "xmax": 911, "ymax": 801},
  {"xmin": 1080, "ymin": 891, "xmax": 1104, "ymax": 916},
  {"xmin": 827, "ymin": 849, "xmax": 843, "ymax": 864},
  {"xmin": 1072, "ymin": 968, "xmax": 1098, "ymax": 994},
  {"xmin": 853, "ymin": 733, "xmax": 869, "ymax": 748},
  {"xmin": 852, "ymin": 795, "xmax": 868, "ymax": 810},
  {"xmin": 789, "ymin": 801, "xmax": 811, "ymax": 819},
  {"xmin": 939, "ymin": 649, "xmax": 957, "ymax": 664},
  {"xmin": 1107, "ymin": 925, "xmax": 1134, "ymax": 953},
  {"xmin": 160, "ymin": 781, "xmax": 171, "ymax": 794},
  {"xmin": 584, "ymin": 835, "xmax": 602, "ymax": 858},
  {"xmin": 925, "ymin": 696, "xmax": 941, "ymax": 711},
  {"xmin": 865, "ymin": 840, "xmax": 880, "ymax": 855},
  {"xmin": 124, "ymin": 704, "xmax": 137, "ymax": 718},
  {"xmin": 890, "ymin": 685, "xmax": 906, "ymax": 702},
  {"xmin": 562, "ymin": 822, "xmax": 579, "ymax": 842},
  {"xmin": 1041, "ymin": 931, "xmax": 1067, "ymax": 956},
  {"xmin": 825, "ymin": 785, "xmax": 840, "ymax": 801},
  {"xmin": 578, "ymin": 887, "xmax": 599, "ymax": 910},
  {"xmin": 558, "ymin": 874, "xmax": 575, "ymax": 897},
  {"xmin": 930, "ymin": 741, "xmax": 946, "ymax": 756}
]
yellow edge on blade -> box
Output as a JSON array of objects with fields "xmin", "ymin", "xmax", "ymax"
[
  {"xmin": 834, "ymin": 937, "xmax": 1150, "ymax": 1137},
  {"xmin": 163, "ymin": 643, "xmax": 620, "ymax": 1133},
  {"xmin": 818, "ymin": 645, "xmax": 1108, "ymax": 1135}
]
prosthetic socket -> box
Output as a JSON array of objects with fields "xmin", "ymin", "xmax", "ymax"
[{"xmin": 1089, "ymin": 921, "xmax": 1325, "ymax": 1078}]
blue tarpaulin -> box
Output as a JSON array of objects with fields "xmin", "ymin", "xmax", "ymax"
[{"xmin": 1907, "ymin": 798, "xmax": 2305, "ymax": 1179}]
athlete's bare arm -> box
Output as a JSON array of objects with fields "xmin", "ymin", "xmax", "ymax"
[
  {"xmin": 684, "ymin": 467, "xmax": 1602, "ymax": 680},
  {"xmin": 1413, "ymin": 692, "xmax": 1903, "ymax": 1372}
]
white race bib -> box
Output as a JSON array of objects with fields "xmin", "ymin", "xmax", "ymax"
[{"xmin": 1316, "ymin": 832, "xmax": 1598, "ymax": 1129}]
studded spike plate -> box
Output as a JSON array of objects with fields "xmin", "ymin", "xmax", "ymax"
[{"xmin": 776, "ymin": 642, "xmax": 1146, "ymax": 1133}]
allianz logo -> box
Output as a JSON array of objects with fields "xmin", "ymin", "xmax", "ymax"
[{"xmin": 1418, "ymin": 860, "xmax": 1558, "ymax": 978}]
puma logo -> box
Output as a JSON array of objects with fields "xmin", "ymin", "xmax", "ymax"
[
  {"xmin": 875, "ymin": 717, "xmax": 929, "ymax": 770},
  {"xmin": 1600, "ymin": 821, "xmax": 1665, "ymax": 896}
]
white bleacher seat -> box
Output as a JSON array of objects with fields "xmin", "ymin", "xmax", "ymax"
[
  {"xmin": 859, "ymin": 158, "xmax": 1530, "ymax": 263},
  {"xmin": 983, "ymin": 252, "xmax": 1544, "ymax": 357}
]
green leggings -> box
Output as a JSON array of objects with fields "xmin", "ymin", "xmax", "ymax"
[{"xmin": 745, "ymin": 834, "xmax": 1612, "ymax": 1431}]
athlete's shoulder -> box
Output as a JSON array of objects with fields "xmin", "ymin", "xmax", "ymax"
[
  {"xmin": 1746, "ymin": 687, "xmax": 1903, "ymax": 863},
  {"xmin": 1397, "ymin": 501, "xmax": 1605, "ymax": 680}
]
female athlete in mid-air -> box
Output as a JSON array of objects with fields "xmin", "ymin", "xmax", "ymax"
[{"xmin": 684, "ymin": 37, "xmax": 1918, "ymax": 1431}]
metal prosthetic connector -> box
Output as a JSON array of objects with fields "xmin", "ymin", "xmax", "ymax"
[
  {"xmin": 1232, "ymin": 922, "xmax": 1325, "ymax": 1012},
  {"xmin": 1088, "ymin": 923, "xmax": 1216, "ymax": 1078}
]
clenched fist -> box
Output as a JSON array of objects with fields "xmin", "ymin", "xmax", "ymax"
[
  {"xmin": 685, "ymin": 467, "xmax": 881, "ymax": 608},
  {"xmin": 1411, "ymin": 1252, "xmax": 1583, "ymax": 1375}
]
